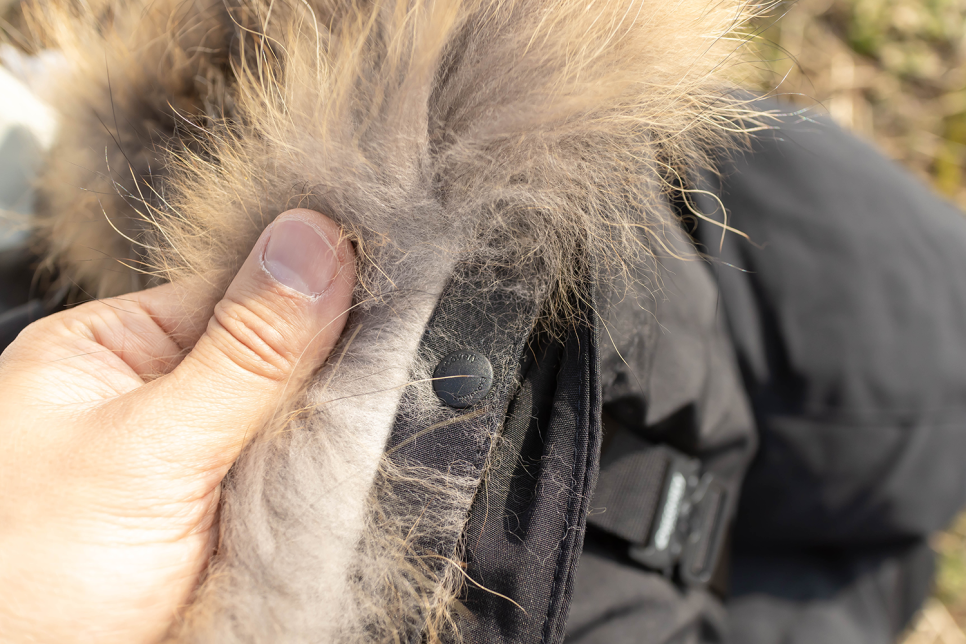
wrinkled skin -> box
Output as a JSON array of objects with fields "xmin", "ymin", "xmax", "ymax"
[{"xmin": 0, "ymin": 209, "xmax": 355, "ymax": 644}]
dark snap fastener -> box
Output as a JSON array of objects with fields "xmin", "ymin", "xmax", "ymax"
[{"xmin": 432, "ymin": 351, "xmax": 494, "ymax": 408}]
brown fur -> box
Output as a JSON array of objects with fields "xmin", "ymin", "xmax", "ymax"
[{"xmin": 27, "ymin": 0, "xmax": 770, "ymax": 640}]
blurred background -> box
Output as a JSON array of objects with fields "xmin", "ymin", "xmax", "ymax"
[
  {"xmin": 750, "ymin": 2, "xmax": 966, "ymax": 641},
  {"xmin": 1, "ymin": 0, "xmax": 965, "ymax": 641},
  {"xmin": 751, "ymin": 0, "xmax": 966, "ymax": 212}
]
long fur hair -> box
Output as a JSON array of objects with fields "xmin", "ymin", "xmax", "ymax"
[{"xmin": 26, "ymin": 0, "xmax": 768, "ymax": 640}]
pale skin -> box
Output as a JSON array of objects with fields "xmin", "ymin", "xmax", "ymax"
[{"xmin": 0, "ymin": 209, "xmax": 355, "ymax": 643}]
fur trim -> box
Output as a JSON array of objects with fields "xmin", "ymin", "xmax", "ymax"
[{"xmin": 28, "ymin": 0, "xmax": 768, "ymax": 640}]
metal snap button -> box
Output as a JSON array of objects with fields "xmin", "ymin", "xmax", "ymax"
[{"xmin": 432, "ymin": 350, "xmax": 494, "ymax": 408}]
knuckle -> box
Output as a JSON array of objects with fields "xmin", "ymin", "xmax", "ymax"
[
  {"xmin": 208, "ymin": 297, "xmax": 296, "ymax": 381},
  {"xmin": 7, "ymin": 306, "xmax": 97, "ymax": 355}
]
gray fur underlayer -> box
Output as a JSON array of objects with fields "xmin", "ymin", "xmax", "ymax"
[{"xmin": 182, "ymin": 252, "xmax": 458, "ymax": 642}]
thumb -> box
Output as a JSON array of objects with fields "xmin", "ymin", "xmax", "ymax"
[{"xmin": 120, "ymin": 209, "xmax": 355, "ymax": 471}]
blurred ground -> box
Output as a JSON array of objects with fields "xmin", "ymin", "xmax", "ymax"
[
  {"xmin": 750, "ymin": 1, "xmax": 966, "ymax": 641},
  {"xmin": 750, "ymin": 0, "xmax": 966, "ymax": 208},
  {"xmin": 928, "ymin": 512, "xmax": 966, "ymax": 640}
]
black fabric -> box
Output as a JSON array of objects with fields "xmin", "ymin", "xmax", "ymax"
[
  {"xmin": 383, "ymin": 269, "xmax": 602, "ymax": 644},
  {"xmin": 588, "ymin": 431, "xmax": 671, "ymax": 545},
  {"xmin": 0, "ymin": 248, "xmax": 45, "ymax": 350},
  {"xmin": 382, "ymin": 267, "xmax": 541, "ymax": 642},
  {"xmin": 386, "ymin": 269, "xmax": 538, "ymax": 471},
  {"xmin": 565, "ymin": 534, "xmax": 729, "ymax": 644},
  {"xmin": 459, "ymin": 305, "xmax": 602, "ymax": 644},
  {"xmin": 565, "ymin": 225, "xmax": 757, "ymax": 644},
  {"xmin": 728, "ymin": 540, "xmax": 935, "ymax": 644},
  {"xmin": 0, "ymin": 298, "xmax": 44, "ymax": 348},
  {"xmin": 0, "ymin": 248, "xmax": 36, "ymax": 311},
  {"xmin": 687, "ymin": 107, "xmax": 966, "ymax": 642},
  {"xmin": 568, "ymin": 105, "xmax": 966, "ymax": 644},
  {"xmin": 693, "ymin": 112, "xmax": 966, "ymax": 547}
]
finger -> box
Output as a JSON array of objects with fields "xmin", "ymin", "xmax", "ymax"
[
  {"xmin": 135, "ymin": 278, "xmax": 222, "ymax": 353},
  {"xmin": 70, "ymin": 291, "xmax": 186, "ymax": 379},
  {"xmin": 109, "ymin": 208, "xmax": 356, "ymax": 471},
  {"xmin": 0, "ymin": 286, "xmax": 185, "ymax": 390}
]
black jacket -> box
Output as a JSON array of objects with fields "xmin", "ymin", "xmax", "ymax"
[{"xmin": 568, "ymin": 110, "xmax": 966, "ymax": 643}]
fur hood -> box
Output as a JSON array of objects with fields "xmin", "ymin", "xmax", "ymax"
[{"xmin": 27, "ymin": 0, "xmax": 764, "ymax": 640}]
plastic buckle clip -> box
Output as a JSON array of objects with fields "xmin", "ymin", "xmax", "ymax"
[{"xmin": 628, "ymin": 454, "xmax": 729, "ymax": 587}]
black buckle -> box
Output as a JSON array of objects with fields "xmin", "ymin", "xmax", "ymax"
[{"xmin": 628, "ymin": 454, "xmax": 729, "ymax": 586}]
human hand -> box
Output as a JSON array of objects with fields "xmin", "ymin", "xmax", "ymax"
[{"xmin": 0, "ymin": 209, "xmax": 355, "ymax": 643}]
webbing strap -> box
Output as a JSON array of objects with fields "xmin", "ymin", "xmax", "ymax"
[
  {"xmin": 589, "ymin": 430, "xmax": 671, "ymax": 545},
  {"xmin": 588, "ymin": 427, "xmax": 729, "ymax": 586}
]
